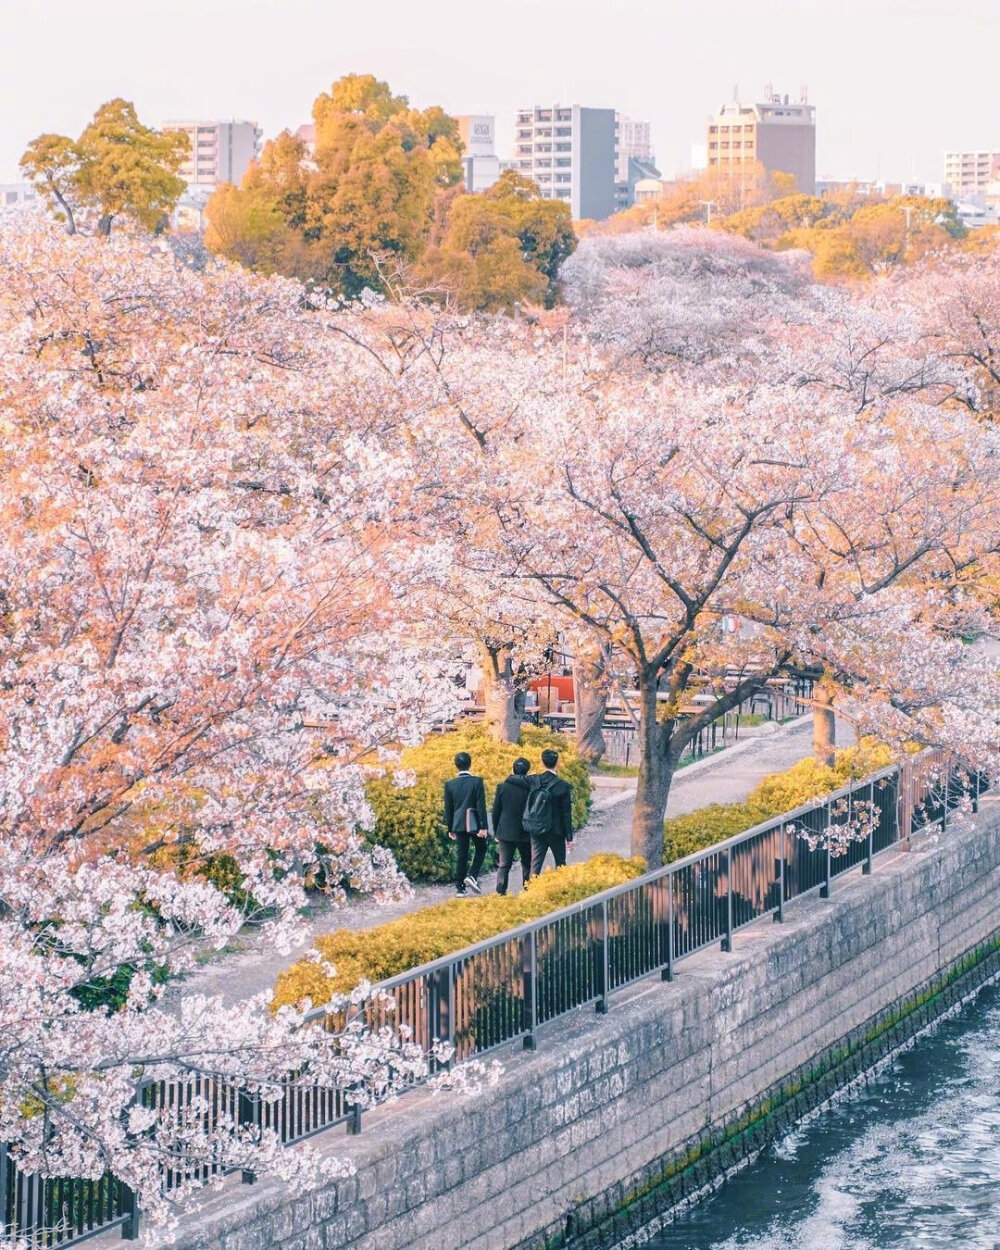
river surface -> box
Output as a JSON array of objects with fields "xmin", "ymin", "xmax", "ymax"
[{"xmin": 640, "ymin": 982, "xmax": 1000, "ymax": 1250}]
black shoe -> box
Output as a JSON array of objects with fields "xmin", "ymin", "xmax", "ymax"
[
  {"xmin": 464, "ymin": 876, "xmax": 482, "ymax": 895},
  {"xmin": 455, "ymin": 887, "xmax": 468, "ymax": 897}
]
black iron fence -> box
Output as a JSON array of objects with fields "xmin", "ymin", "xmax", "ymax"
[{"xmin": 1, "ymin": 751, "xmax": 980, "ymax": 1247}]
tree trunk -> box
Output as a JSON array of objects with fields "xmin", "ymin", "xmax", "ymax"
[
  {"xmin": 573, "ymin": 645, "xmax": 609, "ymax": 764},
  {"xmin": 813, "ymin": 683, "xmax": 836, "ymax": 767},
  {"xmin": 480, "ymin": 643, "xmax": 521, "ymax": 744},
  {"xmin": 631, "ymin": 672, "xmax": 672, "ymax": 869}
]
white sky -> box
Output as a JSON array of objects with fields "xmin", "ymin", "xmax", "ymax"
[{"xmin": 1, "ymin": 0, "xmax": 997, "ymax": 186}]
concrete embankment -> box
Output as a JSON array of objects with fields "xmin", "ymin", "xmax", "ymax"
[{"xmin": 156, "ymin": 799, "xmax": 1000, "ymax": 1250}]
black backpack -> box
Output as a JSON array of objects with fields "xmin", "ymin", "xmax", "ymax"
[{"xmin": 523, "ymin": 775, "xmax": 556, "ymax": 836}]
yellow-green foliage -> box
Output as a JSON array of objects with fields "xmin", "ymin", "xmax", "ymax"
[
  {"xmin": 273, "ymin": 852, "xmax": 642, "ymax": 1008},
  {"xmin": 365, "ymin": 725, "xmax": 591, "ymax": 883},
  {"xmin": 663, "ymin": 739, "xmax": 896, "ymax": 863}
]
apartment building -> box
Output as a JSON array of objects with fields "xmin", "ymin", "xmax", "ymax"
[
  {"xmin": 943, "ymin": 150, "xmax": 1000, "ymax": 199},
  {"xmin": 162, "ymin": 119, "xmax": 263, "ymax": 188},
  {"xmin": 512, "ymin": 104, "xmax": 617, "ymax": 220},
  {"xmin": 707, "ymin": 89, "xmax": 816, "ymax": 195},
  {"xmin": 615, "ymin": 115, "xmax": 653, "ymax": 182},
  {"xmin": 0, "ymin": 182, "xmax": 37, "ymax": 208}
]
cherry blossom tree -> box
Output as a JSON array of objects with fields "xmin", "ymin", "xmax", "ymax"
[
  {"xmin": 373, "ymin": 287, "xmax": 1000, "ymax": 867},
  {"xmin": 0, "ymin": 218, "xmax": 475, "ymax": 1230},
  {"xmin": 559, "ymin": 227, "xmax": 812, "ymax": 374}
]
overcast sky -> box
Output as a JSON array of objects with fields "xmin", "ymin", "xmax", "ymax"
[{"xmin": 1, "ymin": 0, "xmax": 997, "ymax": 186}]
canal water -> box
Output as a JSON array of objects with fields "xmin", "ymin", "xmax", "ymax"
[{"xmin": 641, "ymin": 981, "xmax": 1000, "ymax": 1250}]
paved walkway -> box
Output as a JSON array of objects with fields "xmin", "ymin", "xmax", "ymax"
[{"xmin": 166, "ymin": 715, "xmax": 852, "ymax": 1009}]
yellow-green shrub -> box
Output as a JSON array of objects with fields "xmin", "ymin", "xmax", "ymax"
[
  {"xmin": 663, "ymin": 739, "xmax": 895, "ymax": 864},
  {"xmin": 365, "ymin": 725, "xmax": 591, "ymax": 883},
  {"xmin": 273, "ymin": 852, "xmax": 642, "ymax": 1008}
]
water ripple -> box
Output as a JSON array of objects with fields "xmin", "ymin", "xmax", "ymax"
[{"xmin": 642, "ymin": 983, "xmax": 1000, "ymax": 1250}]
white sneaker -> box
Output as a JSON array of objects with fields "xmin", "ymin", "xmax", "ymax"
[{"xmin": 464, "ymin": 876, "xmax": 482, "ymax": 895}]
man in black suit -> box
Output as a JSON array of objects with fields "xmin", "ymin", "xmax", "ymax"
[
  {"xmin": 443, "ymin": 751, "xmax": 489, "ymax": 896},
  {"xmin": 528, "ymin": 748, "xmax": 575, "ymax": 877},
  {"xmin": 491, "ymin": 756, "xmax": 533, "ymax": 896}
]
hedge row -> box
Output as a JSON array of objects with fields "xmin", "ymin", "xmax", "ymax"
[
  {"xmin": 272, "ymin": 852, "xmax": 644, "ymax": 1009},
  {"xmin": 365, "ymin": 724, "xmax": 591, "ymax": 883},
  {"xmin": 662, "ymin": 739, "xmax": 895, "ymax": 862}
]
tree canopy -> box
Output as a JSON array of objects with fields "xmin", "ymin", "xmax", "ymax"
[
  {"xmin": 205, "ymin": 73, "xmax": 465, "ymax": 296},
  {"xmin": 21, "ymin": 98, "xmax": 189, "ymax": 235},
  {"xmin": 413, "ymin": 170, "xmax": 576, "ymax": 310}
]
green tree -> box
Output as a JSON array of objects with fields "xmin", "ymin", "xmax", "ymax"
[
  {"xmin": 21, "ymin": 99, "xmax": 189, "ymax": 236},
  {"xmin": 205, "ymin": 74, "xmax": 465, "ymax": 297},
  {"xmin": 414, "ymin": 172, "xmax": 576, "ymax": 312}
]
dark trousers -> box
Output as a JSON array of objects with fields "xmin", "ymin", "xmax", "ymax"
[
  {"xmin": 530, "ymin": 835, "xmax": 567, "ymax": 877},
  {"xmin": 496, "ymin": 839, "xmax": 531, "ymax": 894},
  {"xmin": 455, "ymin": 832, "xmax": 488, "ymax": 888}
]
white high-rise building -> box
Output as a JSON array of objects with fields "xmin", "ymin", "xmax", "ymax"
[
  {"xmin": 162, "ymin": 120, "xmax": 263, "ymax": 188},
  {"xmin": 455, "ymin": 115, "xmax": 501, "ymax": 192},
  {"xmin": 615, "ymin": 116, "xmax": 653, "ymax": 182},
  {"xmin": 943, "ymin": 150, "xmax": 1000, "ymax": 199},
  {"xmin": 512, "ymin": 104, "xmax": 616, "ymax": 220}
]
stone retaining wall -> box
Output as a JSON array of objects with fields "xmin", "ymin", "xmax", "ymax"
[{"xmin": 163, "ymin": 801, "xmax": 1000, "ymax": 1250}]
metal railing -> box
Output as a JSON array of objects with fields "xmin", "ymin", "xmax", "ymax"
[
  {"xmin": 1, "ymin": 751, "xmax": 980, "ymax": 1246},
  {"xmin": 302, "ymin": 751, "xmax": 974, "ymax": 1067}
]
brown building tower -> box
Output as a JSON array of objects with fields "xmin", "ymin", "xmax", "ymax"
[{"xmin": 707, "ymin": 87, "xmax": 816, "ymax": 196}]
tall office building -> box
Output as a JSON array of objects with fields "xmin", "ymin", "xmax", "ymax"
[
  {"xmin": 162, "ymin": 120, "xmax": 263, "ymax": 188},
  {"xmin": 455, "ymin": 115, "xmax": 501, "ymax": 192},
  {"xmin": 943, "ymin": 150, "xmax": 1000, "ymax": 199},
  {"xmin": 512, "ymin": 104, "xmax": 617, "ymax": 220},
  {"xmin": 707, "ymin": 89, "xmax": 816, "ymax": 195},
  {"xmin": 615, "ymin": 116, "xmax": 653, "ymax": 182}
]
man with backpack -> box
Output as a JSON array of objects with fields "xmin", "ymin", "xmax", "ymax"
[
  {"xmin": 491, "ymin": 756, "xmax": 533, "ymax": 895},
  {"xmin": 443, "ymin": 751, "xmax": 489, "ymax": 896},
  {"xmin": 525, "ymin": 748, "xmax": 575, "ymax": 877}
]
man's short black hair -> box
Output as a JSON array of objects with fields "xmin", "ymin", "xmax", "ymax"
[
  {"xmin": 541, "ymin": 748, "xmax": 559, "ymax": 769},
  {"xmin": 512, "ymin": 757, "xmax": 530, "ymax": 776},
  {"xmin": 454, "ymin": 752, "xmax": 472, "ymax": 771}
]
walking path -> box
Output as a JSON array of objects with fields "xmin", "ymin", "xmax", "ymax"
[{"xmin": 166, "ymin": 715, "xmax": 851, "ymax": 1009}]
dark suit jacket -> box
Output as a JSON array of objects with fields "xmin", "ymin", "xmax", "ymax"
[
  {"xmin": 491, "ymin": 775, "xmax": 531, "ymax": 842},
  {"xmin": 531, "ymin": 772, "xmax": 574, "ymax": 841},
  {"xmin": 443, "ymin": 772, "xmax": 488, "ymax": 835}
]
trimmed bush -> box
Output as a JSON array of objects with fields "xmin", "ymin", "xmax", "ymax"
[
  {"xmin": 272, "ymin": 852, "xmax": 643, "ymax": 1008},
  {"xmin": 365, "ymin": 724, "xmax": 592, "ymax": 884},
  {"xmin": 663, "ymin": 739, "xmax": 895, "ymax": 863}
]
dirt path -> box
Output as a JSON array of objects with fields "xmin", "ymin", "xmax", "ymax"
[{"xmin": 165, "ymin": 715, "xmax": 852, "ymax": 1009}]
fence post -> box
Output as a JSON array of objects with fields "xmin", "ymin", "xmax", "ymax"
[
  {"xmin": 346, "ymin": 1102, "xmax": 362, "ymax": 1135},
  {"xmin": 433, "ymin": 964, "xmax": 454, "ymax": 1059},
  {"xmin": 120, "ymin": 1185, "xmax": 140, "ymax": 1241},
  {"xmin": 942, "ymin": 759, "xmax": 949, "ymax": 834},
  {"xmin": 863, "ymin": 781, "xmax": 874, "ymax": 875},
  {"xmin": 0, "ymin": 1142, "xmax": 10, "ymax": 1237},
  {"xmin": 820, "ymin": 800, "xmax": 832, "ymax": 898},
  {"xmin": 775, "ymin": 826, "xmax": 785, "ymax": 923},
  {"xmin": 522, "ymin": 930, "xmax": 538, "ymax": 1051},
  {"xmin": 900, "ymin": 759, "xmax": 912, "ymax": 851},
  {"xmin": 237, "ymin": 1090, "xmax": 261, "ymax": 1184},
  {"xmin": 596, "ymin": 900, "xmax": 609, "ymax": 1015},
  {"xmin": 662, "ymin": 872, "xmax": 675, "ymax": 982},
  {"xmin": 722, "ymin": 846, "xmax": 733, "ymax": 952}
]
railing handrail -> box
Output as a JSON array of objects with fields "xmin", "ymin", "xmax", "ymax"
[{"xmin": 305, "ymin": 759, "xmax": 908, "ymax": 1019}]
